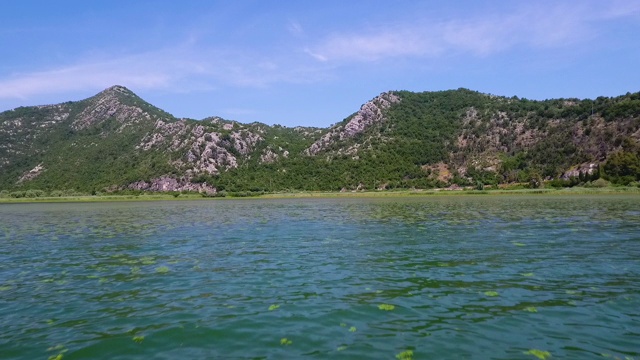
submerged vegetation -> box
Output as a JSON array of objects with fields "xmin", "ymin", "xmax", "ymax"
[
  {"xmin": 396, "ymin": 350, "xmax": 414, "ymax": 360},
  {"xmin": 524, "ymin": 349, "xmax": 552, "ymax": 359},
  {"xmin": 155, "ymin": 266, "xmax": 169, "ymax": 274},
  {"xmin": 1, "ymin": 196, "xmax": 638, "ymax": 358}
]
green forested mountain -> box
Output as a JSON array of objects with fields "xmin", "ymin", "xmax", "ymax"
[{"xmin": 1, "ymin": 85, "xmax": 639, "ymax": 195}]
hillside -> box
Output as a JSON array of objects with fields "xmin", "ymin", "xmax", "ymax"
[{"xmin": 1, "ymin": 86, "xmax": 639, "ymax": 195}]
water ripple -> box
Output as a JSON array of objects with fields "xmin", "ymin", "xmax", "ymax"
[{"xmin": 1, "ymin": 196, "xmax": 639, "ymax": 359}]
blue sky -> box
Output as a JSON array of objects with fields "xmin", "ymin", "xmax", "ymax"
[{"xmin": 0, "ymin": 1, "xmax": 639, "ymax": 127}]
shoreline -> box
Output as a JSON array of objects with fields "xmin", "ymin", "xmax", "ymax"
[{"xmin": 1, "ymin": 186, "xmax": 639, "ymax": 203}]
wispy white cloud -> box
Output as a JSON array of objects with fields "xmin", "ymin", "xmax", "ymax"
[
  {"xmin": 0, "ymin": 47, "xmax": 207, "ymax": 99},
  {"xmin": 0, "ymin": 1, "xmax": 635, "ymax": 104},
  {"xmin": 307, "ymin": 28, "xmax": 443, "ymax": 62},
  {"xmin": 287, "ymin": 20, "xmax": 304, "ymax": 36},
  {"xmin": 303, "ymin": 48, "xmax": 328, "ymax": 62},
  {"xmin": 0, "ymin": 42, "xmax": 329, "ymax": 100},
  {"xmin": 305, "ymin": 2, "xmax": 637, "ymax": 62},
  {"xmin": 602, "ymin": 0, "xmax": 640, "ymax": 18}
]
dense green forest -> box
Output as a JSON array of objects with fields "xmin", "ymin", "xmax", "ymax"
[{"xmin": 1, "ymin": 86, "xmax": 639, "ymax": 197}]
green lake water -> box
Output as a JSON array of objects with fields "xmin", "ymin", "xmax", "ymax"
[{"xmin": 0, "ymin": 196, "xmax": 639, "ymax": 359}]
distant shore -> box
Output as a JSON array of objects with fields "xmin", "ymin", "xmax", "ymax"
[{"xmin": 1, "ymin": 186, "xmax": 639, "ymax": 203}]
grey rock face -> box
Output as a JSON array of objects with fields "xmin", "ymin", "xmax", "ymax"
[
  {"xmin": 17, "ymin": 163, "xmax": 45, "ymax": 183},
  {"xmin": 0, "ymin": 104, "xmax": 70, "ymax": 168},
  {"xmin": 137, "ymin": 118, "xmax": 263, "ymax": 176},
  {"xmin": 127, "ymin": 176, "xmax": 216, "ymax": 194},
  {"xmin": 305, "ymin": 92, "xmax": 400, "ymax": 155},
  {"xmin": 73, "ymin": 86, "xmax": 152, "ymax": 131},
  {"xmin": 561, "ymin": 163, "xmax": 598, "ymax": 180}
]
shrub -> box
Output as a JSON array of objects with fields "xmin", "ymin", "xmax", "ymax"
[
  {"xmin": 586, "ymin": 178, "xmax": 611, "ymax": 188},
  {"xmin": 10, "ymin": 191, "xmax": 25, "ymax": 198},
  {"xmin": 25, "ymin": 189, "xmax": 45, "ymax": 198}
]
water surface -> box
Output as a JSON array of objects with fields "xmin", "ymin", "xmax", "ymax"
[{"xmin": 1, "ymin": 196, "xmax": 639, "ymax": 359}]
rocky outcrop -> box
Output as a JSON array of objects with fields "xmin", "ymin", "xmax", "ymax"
[
  {"xmin": 305, "ymin": 92, "xmax": 400, "ymax": 155},
  {"xmin": 138, "ymin": 119, "xmax": 264, "ymax": 176},
  {"xmin": 127, "ymin": 176, "xmax": 216, "ymax": 194},
  {"xmin": 72, "ymin": 86, "xmax": 154, "ymax": 131},
  {"xmin": 561, "ymin": 163, "xmax": 598, "ymax": 180},
  {"xmin": 456, "ymin": 108, "xmax": 543, "ymax": 157},
  {"xmin": 260, "ymin": 148, "xmax": 278, "ymax": 164},
  {"xmin": 17, "ymin": 163, "xmax": 45, "ymax": 183},
  {"xmin": 259, "ymin": 146, "xmax": 289, "ymax": 164},
  {"xmin": 0, "ymin": 104, "xmax": 71, "ymax": 168},
  {"xmin": 183, "ymin": 127, "xmax": 263, "ymax": 175}
]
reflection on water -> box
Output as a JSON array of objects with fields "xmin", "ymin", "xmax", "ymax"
[{"xmin": 0, "ymin": 196, "xmax": 639, "ymax": 359}]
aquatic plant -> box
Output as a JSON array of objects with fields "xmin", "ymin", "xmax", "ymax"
[
  {"xmin": 340, "ymin": 323, "xmax": 347, "ymax": 327},
  {"xmin": 0, "ymin": 285, "xmax": 11, "ymax": 291},
  {"xmin": 521, "ymin": 273, "xmax": 534, "ymax": 277},
  {"xmin": 140, "ymin": 256, "xmax": 156, "ymax": 265},
  {"xmin": 280, "ymin": 338, "xmax": 292, "ymax": 345},
  {"xmin": 512, "ymin": 242, "xmax": 526, "ymax": 246},
  {"xmin": 132, "ymin": 335, "xmax": 145, "ymax": 344},
  {"xmin": 337, "ymin": 345, "xmax": 348, "ymax": 351},
  {"xmin": 268, "ymin": 304, "xmax": 280, "ymax": 311},
  {"xmin": 155, "ymin": 266, "xmax": 169, "ymax": 274},
  {"xmin": 484, "ymin": 291, "xmax": 499, "ymax": 297},
  {"xmin": 46, "ymin": 345, "xmax": 67, "ymax": 360},
  {"xmin": 378, "ymin": 304, "xmax": 395, "ymax": 311},
  {"xmin": 601, "ymin": 353, "xmax": 636, "ymax": 359},
  {"xmin": 396, "ymin": 349, "xmax": 414, "ymax": 360},
  {"xmin": 349, "ymin": 326, "xmax": 357, "ymax": 332},
  {"xmin": 524, "ymin": 349, "xmax": 551, "ymax": 359},
  {"xmin": 524, "ymin": 307, "xmax": 538, "ymax": 312}
]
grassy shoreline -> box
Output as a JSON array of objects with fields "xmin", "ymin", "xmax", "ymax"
[{"xmin": 1, "ymin": 186, "xmax": 639, "ymax": 203}]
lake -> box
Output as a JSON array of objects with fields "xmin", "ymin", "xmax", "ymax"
[{"xmin": 0, "ymin": 196, "xmax": 639, "ymax": 359}]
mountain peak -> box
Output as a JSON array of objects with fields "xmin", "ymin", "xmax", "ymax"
[
  {"xmin": 98, "ymin": 85, "xmax": 135, "ymax": 98},
  {"xmin": 71, "ymin": 85, "xmax": 152, "ymax": 130}
]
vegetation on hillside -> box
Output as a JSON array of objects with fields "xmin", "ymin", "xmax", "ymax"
[{"xmin": 1, "ymin": 86, "xmax": 639, "ymax": 195}]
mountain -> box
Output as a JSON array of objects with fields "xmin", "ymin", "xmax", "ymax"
[{"xmin": 1, "ymin": 85, "xmax": 639, "ymax": 195}]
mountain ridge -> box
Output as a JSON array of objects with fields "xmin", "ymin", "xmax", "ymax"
[{"xmin": 1, "ymin": 85, "xmax": 639, "ymax": 195}]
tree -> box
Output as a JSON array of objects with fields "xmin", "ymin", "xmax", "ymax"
[
  {"xmin": 528, "ymin": 170, "xmax": 543, "ymax": 189},
  {"xmin": 603, "ymin": 151, "xmax": 640, "ymax": 185}
]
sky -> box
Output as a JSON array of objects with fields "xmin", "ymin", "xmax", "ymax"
[{"xmin": 0, "ymin": 1, "xmax": 639, "ymax": 127}]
